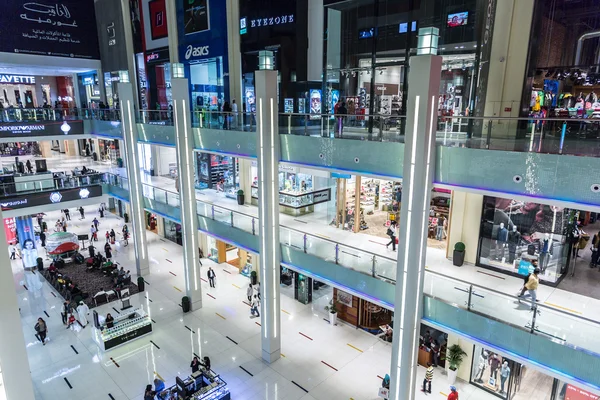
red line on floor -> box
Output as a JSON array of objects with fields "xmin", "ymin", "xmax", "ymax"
[
  {"xmin": 201, "ymin": 278, "xmax": 208, "ymax": 282},
  {"xmin": 169, "ymin": 271, "xmax": 176, "ymax": 276},
  {"xmin": 166, "ymin": 259, "xmax": 173, "ymax": 264},
  {"xmin": 255, "ymin": 321, "xmax": 261, "ymax": 327},
  {"xmin": 110, "ymin": 357, "xmax": 120, "ymax": 368},
  {"xmin": 242, "ymin": 301, "xmax": 251, "ymax": 306},
  {"xmin": 299, "ymin": 332, "xmax": 313, "ymax": 341},
  {"xmin": 321, "ymin": 361, "xmax": 338, "ymax": 371},
  {"xmin": 477, "ymin": 270, "xmax": 505, "ymax": 280},
  {"xmin": 207, "ymin": 293, "xmax": 216, "ymax": 299},
  {"xmin": 369, "ymin": 240, "xmax": 386, "ymax": 246},
  {"xmin": 222, "ymin": 269, "xmax": 231, "ymax": 274}
]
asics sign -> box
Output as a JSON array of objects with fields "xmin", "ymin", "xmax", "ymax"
[{"xmin": 185, "ymin": 44, "xmax": 210, "ymax": 60}]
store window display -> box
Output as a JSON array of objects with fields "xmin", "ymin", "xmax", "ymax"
[
  {"xmin": 196, "ymin": 153, "xmax": 239, "ymax": 199},
  {"xmin": 470, "ymin": 346, "xmax": 514, "ymax": 398},
  {"xmin": 478, "ymin": 196, "xmax": 569, "ymax": 284}
]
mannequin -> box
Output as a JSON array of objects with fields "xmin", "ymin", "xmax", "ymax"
[
  {"xmin": 496, "ymin": 223, "xmax": 508, "ymax": 261},
  {"xmin": 474, "ymin": 351, "xmax": 488, "ymax": 383},
  {"xmin": 507, "ymin": 226, "xmax": 521, "ymax": 264},
  {"xmin": 499, "ymin": 361, "xmax": 510, "ymax": 394},
  {"xmin": 538, "ymin": 233, "xmax": 553, "ymax": 273}
]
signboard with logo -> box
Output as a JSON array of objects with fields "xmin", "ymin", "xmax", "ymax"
[
  {"xmin": 0, "ymin": 0, "xmax": 100, "ymax": 59},
  {"xmin": 0, "ymin": 75, "xmax": 36, "ymax": 85},
  {"xmin": 149, "ymin": 0, "xmax": 168, "ymax": 39},
  {"xmin": 0, "ymin": 185, "xmax": 103, "ymax": 212},
  {"xmin": 0, "ymin": 120, "xmax": 84, "ymax": 138},
  {"xmin": 239, "ymin": 14, "xmax": 294, "ymax": 33},
  {"xmin": 184, "ymin": 0, "xmax": 209, "ymax": 34},
  {"xmin": 565, "ymin": 385, "xmax": 599, "ymax": 400},
  {"xmin": 312, "ymin": 188, "xmax": 331, "ymax": 205},
  {"xmin": 95, "ymin": 0, "xmax": 129, "ymax": 72}
]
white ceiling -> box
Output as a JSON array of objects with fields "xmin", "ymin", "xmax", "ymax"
[{"xmin": 0, "ymin": 52, "xmax": 101, "ymax": 77}]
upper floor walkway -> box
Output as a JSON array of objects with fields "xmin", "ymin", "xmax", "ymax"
[{"xmin": 103, "ymin": 171, "xmax": 600, "ymax": 392}]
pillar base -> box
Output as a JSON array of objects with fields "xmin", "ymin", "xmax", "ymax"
[
  {"xmin": 189, "ymin": 297, "xmax": 202, "ymax": 311},
  {"xmin": 262, "ymin": 348, "xmax": 281, "ymax": 363}
]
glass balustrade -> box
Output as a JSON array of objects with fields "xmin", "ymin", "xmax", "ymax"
[{"xmin": 103, "ymin": 175, "xmax": 600, "ymax": 359}]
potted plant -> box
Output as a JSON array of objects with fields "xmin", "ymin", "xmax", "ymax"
[
  {"xmin": 445, "ymin": 344, "xmax": 467, "ymax": 385},
  {"xmin": 116, "ymin": 157, "xmax": 124, "ymax": 168},
  {"xmin": 453, "ymin": 242, "xmax": 466, "ymax": 266},
  {"xmin": 325, "ymin": 299, "xmax": 338, "ymax": 326},
  {"xmin": 237, "ymin": 189, "xmax": 245, "ymax": 205}
]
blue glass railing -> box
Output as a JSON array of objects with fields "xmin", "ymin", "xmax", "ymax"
[{"xmin": 104, "ymin": 174, "xmax": 600, "ymax": 364}]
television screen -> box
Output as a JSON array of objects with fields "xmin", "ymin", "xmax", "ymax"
[
  {"xmin": 447, "ymin": 12, "xmax": 468, "ymax": 27},
  {"xmin": 399, "ymin": 21, "xmax": 417, "ymax": 33},
  {"xmin": 359, "ymin": 28, "xmax": 376, "ymax": 39}
]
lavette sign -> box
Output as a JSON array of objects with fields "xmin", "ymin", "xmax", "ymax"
[{"xmin": 0, "ymin": 75, "xmax": 36, "ymax": 84}]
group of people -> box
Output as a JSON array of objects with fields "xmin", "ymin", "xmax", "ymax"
[
  {"xmin": 61, "ymin": 300, "xmax": 90, "ymax": 329},
  {"xmin": 143, "ymin": 356, "xmax": 211, "ymax": 400}
]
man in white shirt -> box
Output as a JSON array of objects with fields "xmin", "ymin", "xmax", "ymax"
[{"xmin": 231, "ymin": 99, "xmax": 238, "ymax": 128}]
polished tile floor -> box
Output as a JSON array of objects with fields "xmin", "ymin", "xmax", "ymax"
[{"xmin": 13, "ymin": 204, "xmax": 506, "ymax": 400}]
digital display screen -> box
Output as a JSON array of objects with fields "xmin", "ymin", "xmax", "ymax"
[
  {"xmin": 358, "ymin": 28, "xmax": 376, "ymax": 39},
  {"xmin": 447, "ymin": 12, "xmax": 468, "ymax": 27},
  {"xmin": 399, "ymin": 21, "xmax": 417, "ymax": 33}
]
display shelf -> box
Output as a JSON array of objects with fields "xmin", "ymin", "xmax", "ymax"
[{"xmin": 94, "ymin": 308, "xmax": 152, "ymax": 351}]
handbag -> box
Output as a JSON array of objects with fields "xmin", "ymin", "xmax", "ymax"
[
  {"xmin": 386, "ymin": 228, "xmax": 393, "ymax": 236},
  {"xmin": 378, "ymin": 387, "xmax": 389, "ymax": 399},
  {"xmin": 488, "ymin": 377, "xmax": 496, "ymax": 386}
]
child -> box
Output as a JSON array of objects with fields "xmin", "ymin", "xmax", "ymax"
[{"xmin": 66, "ymin": 313, "xmax": 77, "ymax": 329}]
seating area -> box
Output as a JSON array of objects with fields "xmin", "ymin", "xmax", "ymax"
[{"xmin": 40, "ymin": 255, "xmax": 139, "ymax": 309}]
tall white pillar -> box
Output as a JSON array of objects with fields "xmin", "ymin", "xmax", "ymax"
[
  {"xmin": 255, "ymin": 70, "xmax": 281, "ymax": 363},
  {"xmin": 226, "ymin": 0, "xmax": 242, "ymax": 103},
  {"xmin": 119, "ymin": 0, "xmax": 140, "ymax": 110},
  {"xmin": 118, "ymin": 81, "xmax": 150, "ymax": 277},
  {"xmin": 172, "ymin": 76, "xmax": 202, "ymax": 309},
  {"xmin": 389, "ymin": 54, "xmax": 442, "ymax": 400},
  {"xmin": 0, "ymin": 210, "xmax": 35, "ymax": 400},
  {"xmin": 165, "ymin": 0, "xmax": 179, "ymax": 63}
]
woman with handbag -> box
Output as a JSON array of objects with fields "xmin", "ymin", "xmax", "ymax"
[
  {"xmin": 386, "ymin": 220, "xmax": 398, "ymax": 252},
  {"xmin": 34, "ymin": 318, "xmax": 48, "ymax": 345}
]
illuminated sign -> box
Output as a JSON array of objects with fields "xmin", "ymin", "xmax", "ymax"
[
  {"xmin": 0, "ymin": 75, "xmax": 35, "ymax": 84},
  {"xmin": 0, "ymin": 120, "xmax": 84, "ymax": 137},
  {"xmin": 146, "ymin": 52, "xmax": 160, "ymax": 63},
  {"xmin": 244, "ymin": 14, "xmax": 294, "ymax": 29}
]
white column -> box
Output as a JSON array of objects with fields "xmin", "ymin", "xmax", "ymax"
[
  {"xmin": 165, "ymin": 0, "xmax": 179, "ymax": 63},
  {"xmin": 172, "ymin": 77, "xmax": 202, "ymax": 309},
  {"xmin": 389, "ymin": 54, "xmax": 442, "ymax": 400},
  {"xmin": 119, "ymin": 0, "xmax": 140, "ymax": 110},
  {"xmin": 307, "ymin": 0, "xmax": 324, "ymax": 81},
  {"xmin": 255, "ymin": 70, "xmax": 281, "ymax": 363},
  {"xmin": 226, "ymin": 0, "xmax": 242, "ymax": 103},
  {"xmin": 118, "ymin": 81, "xmax": 150, "ymax": 277},
  {"xmin": 0, "ymin": 210, "xmax": 35, "ymax": 400}
]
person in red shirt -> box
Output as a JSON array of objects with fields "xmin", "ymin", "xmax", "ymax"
[{"xmin": 447, "ymin": 385, "xmax": 458, "ymax": 400}]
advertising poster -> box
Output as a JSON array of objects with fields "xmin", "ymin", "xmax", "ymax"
[
  {"xmin": 149, "ymin": 0, "xmax": 168, "ymax": 39},
  {"xmin": 284, "ymin": 98, "xmax": 294, "ymax": 114},
  {"xmin": 337, "ymin": 290, "xmax": 353, "ymax": 307},
  {"xmin": 298, "ymin": 97, "xmax": 305, "ymax": 114},
  {"xmin": 15, "ymin": 216, "xmax": 38, "ymax": 270},
  {"xmin": 447, "ymin": 12, "xmax": 468, "ymax": 27},
  {"xmin": 4, "ymin": 217, "xmax": 17, "ymax": 245},
  {"xmin": 310, "ymin": 89, "xmax": 322, "ymax": 120},
  {"xmin": 565, "ymin": 384, "xmax": 599, "ymax": 400},
  {"xmin": 184, "ymin": 0, "xmax": 210, "ymax": 35},
  {"xmin": 1, "ymin": 0, "xmax": 100, "ymax": 59}
]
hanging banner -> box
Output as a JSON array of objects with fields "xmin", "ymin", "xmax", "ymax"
[
  {"xmin": 15, "ymin": 216, "xmax": 38, "ymax": 269},
  {"xmin": 3, "ymin": 217, "xmax": 17, "ymax": 245}
]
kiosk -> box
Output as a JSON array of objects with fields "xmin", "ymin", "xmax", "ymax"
[
  {"xmin": 162, "ymin": 366, "xmax": 230, "ymax": 400},
  {"xmin": 92, "ymin": 307, "xmax": 152, "ymax": 350}
]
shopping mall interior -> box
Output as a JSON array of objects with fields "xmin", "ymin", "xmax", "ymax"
[{"xmin": 2, "ymin": 0, "xmax": 600, "ymax": 400}]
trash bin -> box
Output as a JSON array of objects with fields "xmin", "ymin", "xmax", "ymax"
[
  {"xmin": 92, "ymin": 152, "xmax": 98, "ymax": 161},
  {"xmin": 137, "ymin": 276, "xmax": 145, "ymax": 292},
  {"xmin": 36, "ymin": 257, "xmax": 44, "ymax": 271},
  {"xmin": 182, "ymin": 296, "xmax": 190, "ymax": 313}
]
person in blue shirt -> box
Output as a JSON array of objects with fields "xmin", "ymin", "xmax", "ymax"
[{"xmin": 153, "ymin": 378, "xmax": 166, "ymax": 398}]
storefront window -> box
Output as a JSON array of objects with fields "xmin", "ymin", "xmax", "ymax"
[
  {"xmin": 477, "ymin": 196, "xmax": 569, "ymax": 284},
  {"xmin": 163, "ymin": 219, "xmax": 182, "ymax": 245},
  {"xmin": 190, "ymin": 57, "xmax": 225, "ymax": 113},
  {"xmin": 196, "ymin": 153, "xmax": 238, "ymax": 197},
  {"xmin": 470, "ymin": 346, "xmax": 513, "ymax": 398}
]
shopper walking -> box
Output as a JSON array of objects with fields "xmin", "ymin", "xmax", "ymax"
[
  {"xmin": 78, "ymin": 206, "xmax": 85, "ymax": 219},
  {"xmin": 422, "ymin": 362, "xmax": 433, "ymax": 394},
  {"xmin": 104, "ymin": 242, "xmax": 112, "ymax": 261},
  {"xmin": 91, "ymin": 225, "xmax": 98, "ymax": 241},
  {"xmin": 64, "ymin": 209, "xmax": 71, "ymax": 221},
  {"xmin": 436, "ymin": 214, "xmax": 445, "ymax": 241},
  {"xmin": 40, "ymin": 231, "xmax": 46, "ymax": 247},
  {"xmin": 198, "ymin": 248, "xmax": 204, "ymax": 266},
  {"xmin": 337, "ymin": 101, "xmax": 347, "ymax": 138},
  {"xmin": 590, "ymin": 231, "xmax": 599, "ymax": 268},
  {"xmin": 34, "ymin": 317, "xmax": 48, "ymax": 345},
  {"xmin": 61, "ymin": 301, "xmax": 70, "ymax": 325},
  {"xmin": 518, "ymin": 267, "xmax": 540, "ymax": 310},
  {"xmin": 247, "ymin": 284, "xmax": 253, "ymax": 302},
  {"xmin": 207, "ymin": 267, "xmax": 216, "ymax": 288},
  {"xmin": 105, "ymin": 231, "xmax": 110, "ymax": 242},
  {"xmin": 77, "ymin": 301, "xmax": 90, "ymax": 327},
  {"xmin": 447, "ymin": 386, "xmax": 458, "ymax": 400},
  {"xmin": 110, "ymin": 229, "xmax": 116, "ymax": 244},
  {"xmin": 250, "ymin": 295, "xmax": 260, "ymax": 318},
  {"xmin": 386, "ymin": 220, "xmax": 398, "ymax": 251},
  {"xmin": 93, "ymin": 217, "xmax": 100, "ymax": 230},
  {"xmin": 9, "ymin": 244, "xmax": 16, "ymax": 260},
  {"xmin": 499, "ymin": 361, "xmax": 510, "ymax": 394}
]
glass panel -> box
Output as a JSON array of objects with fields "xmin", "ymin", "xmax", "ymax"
[
  {"xmin": 469, "ymin": 286, "xmax": 534, "ymax": 332},
  {"xmin": 336, "ymin": 244, "xmax": 372, "ymax": 275},
  {"xmin": 422, "ymin": 272, "xmax": 471, "ymax": 307},
  {"xmin": 280, "ymin": 228, "xmax": 305, "ymax": 252},
  {"xmin": 212, "ymin": 206, "xmax": 230, "ymax": 225},
  {"xmin": 166, "ymin": 191, "xmax": 180, "ymax": 207},
  {"xmin": 232, "ymin": 212, "xmax": 254, "ymax": 234},
  {"xmin": 154, "ymin": 187, "xmax": 167, "ymax": 204},
  {"xmin": 304, "ymin": 234, "xmax": 336, "ymax": 263},
  {"xmin": 375, "ymin": 256, "xmax": 397, "ymax": 282},
  {"xmin": 142, "ymin": 184, "xmax": 155, "ymax": 200},
  {"xmin": 534, "ymin": 308, "xmax": 599, "ymax": 354}
]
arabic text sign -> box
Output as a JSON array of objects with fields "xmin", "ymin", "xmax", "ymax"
[{"xmin": 0, "ymin": 1, "xmax": 100, "ymax": 59}]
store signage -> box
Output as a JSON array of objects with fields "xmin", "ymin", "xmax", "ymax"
[
  {"xmin": 565, "ymin": 385, "xmax": 599, "ymax": 400},
  {"xmin": 146, "ymin": 52, "xmax": 160, "ymax": 62},
  {"xmin": 337, "ymin": 290, "xmax": 353, "ymax": 307},
  {"xmin": 242, "ymin": 14, "xmax": 294, "ymax": 30},
  {"xmin": 0, "ymin": 120, "xmax": 84, "ymax": 138},
  {"xmin": 0, "ymin": 75, "xmax": 36, "ymax": 84},
  {"xmin": 184, "ymin": 44, "xmax": 210, "ymax": 60},
  {"xmin": 0, "ymin": 185, "xmax": 103, "ymax": 211},
  {"xmin": 82, "ymin": 76, "xmax": 94, "ymax": 85},
  {"xmin": 312, "ymin": 188, "xmax": 331, "ymax": 205}
]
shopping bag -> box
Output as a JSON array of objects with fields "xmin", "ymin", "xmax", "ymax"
[
  {"xmin": 378, "ymin": 387, "xmax": 389, "ymax": 399},
  {"xmin": 488, "ymin": 377, "xmax": 496, "ymax": 386},
  {"xmin": 395, "ymin": 237, "xmax": 399, "ymax": 244}
]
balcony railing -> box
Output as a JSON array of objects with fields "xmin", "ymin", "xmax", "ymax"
[{"xmin": 104, "ymin": 174, "xmax": 600, "ymax": 361}]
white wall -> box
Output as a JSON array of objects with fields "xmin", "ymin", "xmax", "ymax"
[
  {"xmin": 155, "ymin": 145, "xmax": 177, "ymax": 177},
  {"xmin": 447, "ymin": 191, "xmax": 483, "ymax": 263}
]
